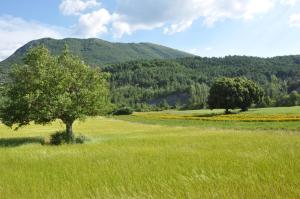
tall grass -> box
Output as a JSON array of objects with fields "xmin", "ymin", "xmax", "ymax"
[
  {"xmin": 118, "ymin": 106, "xmax": 300, "ymax": 130},
  {"xmin": 0, "ymin": 107, "xmax": 300, "ymax": 198}
]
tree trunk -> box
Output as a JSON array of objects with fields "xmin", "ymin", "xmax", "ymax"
[
  {"xmin": 225, "ymin": 108, "xmax": 230, "ymax": 114},
  {"xmin": 66, "ymin": 121, "xmax": 74, "ymax": 142}
]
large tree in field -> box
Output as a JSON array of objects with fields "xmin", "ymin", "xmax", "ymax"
[
  {"xmin": 234, "ymin": 77, "xmax": 263, "ymax": 111},
  {"xmin": 208, "ymin": 77, "xmax": 263, "ymax": 113},
  {"xmin": 1, "ymin": 46, "xmax": 110, "ymax": 141}
]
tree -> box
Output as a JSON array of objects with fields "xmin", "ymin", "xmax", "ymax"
[
  {"xmin": 207, "ymin": 78, "xmax": 238, "ymax": 114},
  {"xmin": 289, "ymin": 91, "xmax": 300, "ymax": 106},
  {"xmin": 276, "ymin": 91, "xmax": 300, "ymax": 107},
  {"xmin": 207, "ymin": 77, "xmax": 263, "ymax": 113},
  {"xmin": 159, "ymin": 99, "xmax": 170, "ymax": 110},
  {"xmin": 189, "ymin": 83, "xmax": 209, "ymax": 109},
  {"xmin": 1, "ymin": 46, "xmax": 110, "ymax": 141},
  {"xmin": 234, "ymin": 77, "xmax": 263, "ymax": 111},
  {"xmin": 264, "ymin": 75, "xmax": 288, "ymax": 106}
]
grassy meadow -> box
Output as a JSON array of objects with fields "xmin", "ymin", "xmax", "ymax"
[{"xmin": 0, "ymin": 107, "xmax": 300, "ymax": 198}]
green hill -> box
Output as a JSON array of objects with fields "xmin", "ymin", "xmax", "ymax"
[{"xmin": 0, "ymin": 38, "xmax": 193, "ymax": 69}]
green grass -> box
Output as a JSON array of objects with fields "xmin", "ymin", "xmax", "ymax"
[
  {"xmin": 0, "ymin": 107, "xmax": 300, "ymax": 198},
  {"xmin": 117, "ymin": 106, "xmax": 300, "ymax": 131},
  {"xmin": 170, "ymin": 106, "xmax": 300, "ymax": 115}
]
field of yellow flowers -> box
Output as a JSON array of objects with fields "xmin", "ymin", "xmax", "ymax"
[{"xmin": 133, "ymin": 107, "xmax": 300, "ymax": 122}]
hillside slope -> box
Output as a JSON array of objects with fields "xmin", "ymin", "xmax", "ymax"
[
  {"xmin": 105, "ymin": 56, "xmax": 300, "ymax": 108},
  {"xmin": 0, "ymin": 38, "xmax": 193, "ymax": 69}
]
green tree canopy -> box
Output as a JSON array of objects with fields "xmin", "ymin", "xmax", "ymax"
[
  {"xmin": 234, "ymin": 77, "xmax": 264, "ymax": 111},
  {"xmin": 208, "ymin": 77, "xmax": 263, "ymax": 113},
  {"xmin": 1, "ymin": 46, "xmax": 110, "ymax": 141}
]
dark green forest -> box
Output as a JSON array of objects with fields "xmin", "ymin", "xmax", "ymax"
[{"xmin": 104, "ymin": 56, "xmax": 300, "ymax": 110}]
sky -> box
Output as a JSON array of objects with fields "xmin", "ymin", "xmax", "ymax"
[{"xmin": 1, "ymin": 0, "xmax": 300, "ymax": 61}]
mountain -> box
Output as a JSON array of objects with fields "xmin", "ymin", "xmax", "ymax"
[{"xmin": 0, "ymin": 38, "xmax": 193, "ymax": 69}]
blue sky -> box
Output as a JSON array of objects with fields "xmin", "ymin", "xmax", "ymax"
[{"xmin": 1, "ymin": 0, "xmax": 300, "ymax": 60}]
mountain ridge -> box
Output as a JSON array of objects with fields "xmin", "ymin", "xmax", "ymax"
[{"xmin": 0, "ymin": 38, "xmax": 194, "ymax": 69}]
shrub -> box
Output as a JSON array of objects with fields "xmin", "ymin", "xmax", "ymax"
[
  {"xmin": 49, "ymin": 131, "xmax": 89, "ymax": 145},
  {"xmin": 134, "ymin": 103, "xmax": 154, "ymax": 112},
  {"xmin": 50, "ymin": 131, "xmax": 70, "ymax": 145},
  {"xmin": 113, "ymin": 107, "xmax": 133, "ymax": 115},
  {"xmin": 75, "ymin": 134, "xmax": 89, "ymax": 144},
  {"xmin": 158, "ymin": 99, "xmax": 170, "ymax": 110}
]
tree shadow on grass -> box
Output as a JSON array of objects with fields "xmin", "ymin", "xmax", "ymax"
[
  {"xmin": 192, "ymin": 113, "xmax": 225, "ymax": 118},
  {"xmin": 0, "ymin": 137, "xmax": 44, "ymax": 148}
]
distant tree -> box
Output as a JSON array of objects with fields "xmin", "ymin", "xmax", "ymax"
[
  {"xmin": 265, "ymin": 75, "xmax": 288, "ymax": 106},
  {"xmin": 0, "ymin": 46, "xmax": 110, "ymax": 142},
  {"xmin": 289, "ymin": 91, "xmax": 300, "ymax": 106},
  {"xmin": 208, "ymin": 77, "xmax": 263, "ymax": 113},
  {"xmin": 159, "ymin": 99, "xmax": 170, "ymax": 110},
  {"xmin": 189, "ymin": 83, "xmax": 209, "ymax": 109},
  {"xmin": 208, "ymin": 78, "xmax": 238, "ymax": 114},
  {"xmin": 235, "ymin": 77, "xmax": 264, "ymax": 111},
  {"xmin": 175, "ymin": 100, "xmax": 181, "ymax": 110},
  {"xmin": 276, "ymin": 91, "xmax": 300, "ymax": 107}
]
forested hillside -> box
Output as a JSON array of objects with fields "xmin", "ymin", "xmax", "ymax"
[
  {"xmin": 104, "ymin": 56, "xmax": 300, "ymax": 110},
  {"xmin": 0, "ymin": 38, "xmax": 193, "ymax": 70},
  {"xmin": 1, "ymin": 39, "xmax": 300, "ymax": 110}
]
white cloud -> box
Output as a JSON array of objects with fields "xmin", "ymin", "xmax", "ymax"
[
  {"xmin": 77, "ymin": 9, "xmax": 112, "ymax": 37},
  {"xmin": 111, "ymin": 16, "xmax": 132, "ymax": 38},
  {"xmin": 111, "ymin": 14, "xmax": 164, "ymax": 38},
  {"xmin": 112, "ymin": 0, "xmax": 274, "ymax": 36},
  {"xmin": 242, "ymin": 0, "xmax": 274, "ymax": 19},
  {"xmin": 60, "ymin": 0, "xmax": 293, "ymax": 38},
  {"xmin": 289, "ymin": 13, "xmax": 300, "ymax": 27},
  {"xmin": 0, "ymin": 15, "xmax": 65, "ymax": 61},
  {"xmin": 163, "ymin": 20, "xmax": 194, "ymax": 35},
  {"xmin": 281, "ymin": 0, "xmax": 299, "ymax": 6},
  {"xmin": 59, "ymin": 0, "xmax": 100, "ymax": 15}
]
